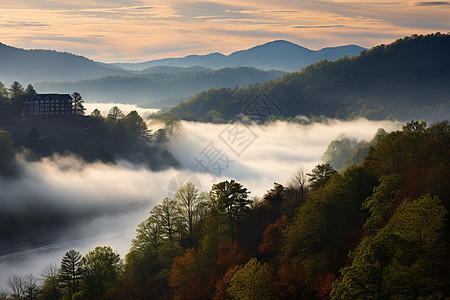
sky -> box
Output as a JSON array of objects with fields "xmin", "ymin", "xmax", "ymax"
[{"xmin": 0, "ymin": 0, "xmax": 449, "ymax": 62}]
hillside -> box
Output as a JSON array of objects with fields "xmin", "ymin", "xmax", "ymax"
[
  {"xmin": 162, "ymin": 33, "xmax": 450, "ymax": 122},
  {"xmin": 0, "ymin": 43, "xmax": 131, "ymax": 84},
  {"xmin": 0, "ymin": 115, "xmax": 178, "ymax": 171},
  {"xmin": 35, "ymin": 67, "xmax": 285, "ymax": 107},
  {"xmin": 111, "ymin": 40, "xmax": 366, "ymax": 72}
]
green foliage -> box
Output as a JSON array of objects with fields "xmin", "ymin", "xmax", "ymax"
[
  {"xmin": 211, "ymin": 180, "xmax": 251, "ymax": 241},
  {"xmin": 322, "ymin": 134, "xmax": 367, "ymax": 171},
  {"xmin": 120, "ymin": 110, "xmax": 150, "ymax": 140},
  {"xmin": 59, "ymin": 250, "xmax": 85, "ymax": 297},
  {"xmin": 307, "ymin": 163, "xmax": 337, "ymax": 191},
  {"xmin": 107, "ymin": 106, "xmax": 124, "ymax": 121},
  {"xmin": 83, "ymin": 246, "xmax": 123, "ymax": 299},
  {"xmin": 0, "ymin": 81, "xmax": 8, "ymax": 100},
  {"xmin": 362, "ymin": 175, "xmax": 401, "ymax": 232},
  {"xmin": 174, "ymin": 183, "xmax": 203, "ymax": 244},
  {"xmin": 331, "ymin": 195, "xmax": 449, "ymax": 299},
  {"xmin": 283, "ymin": 167, "xmax": 377, "ymax": 278},
  {"xmin": 227, "ymin": 258, "xmax": 273, "ymax": 300}
]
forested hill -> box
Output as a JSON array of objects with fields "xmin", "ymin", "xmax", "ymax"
[
  {"xmin": 111, "ymin": 40, "xmax": 365, "ymax": 72},
  {"xmin": 35, "ymin": 67, "xmax": 285, "ymax": 107},
  {"xmin": 0, "ymin": 42, "xmax": 131, "ymax": 84},
  {"xmin": 163, "ymin": 33, "xmax": 450, "ymax": 122}
]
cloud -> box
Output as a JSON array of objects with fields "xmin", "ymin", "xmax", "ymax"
[
  {"xmin": 1, "ymin": 0, "xmax": 449, "ymax": 62},
  {"xmin": 415, "ymin": 1, "xmax": 450, "ymax": 5},
  {"xmin": 0, "ymin": 118, "xmax": 401, "ymax": 287}
]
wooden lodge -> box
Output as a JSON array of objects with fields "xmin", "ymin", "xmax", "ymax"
[{"xmin": 21, "ymin": 94, "xmax": 73, "ymax": 117}]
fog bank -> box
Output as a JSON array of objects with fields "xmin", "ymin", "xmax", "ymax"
[{"xmin": 0, "ymin": 118, "xmax": 400, "ymax": 287}]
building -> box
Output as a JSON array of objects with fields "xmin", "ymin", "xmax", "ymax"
[{"xmin": 21, "ymin": 94, "xmax": 73, "ymax": 117}]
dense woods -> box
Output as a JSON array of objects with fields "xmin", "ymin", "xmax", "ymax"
[
  {"xmin": 160, "ymin": 33, "xmax": 450, "ymax": 122},
  {"xmin": 3, "ymin": 120, "xmax": 448, "ymax": 299}
]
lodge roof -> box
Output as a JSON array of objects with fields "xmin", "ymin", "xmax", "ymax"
[{"xmin": 26, "ymin": 94, "xmax": 73, "ymax": 101}]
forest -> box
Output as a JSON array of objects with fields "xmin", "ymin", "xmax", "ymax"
[
  {"xmin": 1, "ymin": 119, "xmax": 448, "ymax": 299},
  {"xmin": 160, "ymin": 33, "xmax": 450, "ymax": 122},
  {"xmin": 0, "ymin": 82, "xmax": 177, "ymax": 176}
]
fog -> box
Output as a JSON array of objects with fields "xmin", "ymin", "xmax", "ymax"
[
  {"xmin": 83, "ymin": 102, "xmax": 159, "ymax": 119},
  {"xmin": 0, "ymin": 118, "xmax": 400, "ymax": 287}
]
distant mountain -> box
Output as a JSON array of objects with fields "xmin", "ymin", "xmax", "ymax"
[
  {"xmin": 35, "ymin": 67, "xmax": 285, "ymax": 107},
  {"xmin": 162, "ymin": 33, "xmax": 450, "ymax": 122},
  {"xmin": 111, "ymin": 40, "xmax": 366, "ymax": 72},
  {"xmin": 138, "ymin": 65, "xmax": 213, "ymax": 74},
  {"xmin": 0, "ymin": 43, "xmax": 130, "ymax": 84}
]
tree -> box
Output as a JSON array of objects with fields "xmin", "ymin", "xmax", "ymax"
[
  {"xmin": 169, "ymin": 248, "xmax": 206, "ymax": 299},
  {"xmin": 331, "ymin": 195, "xmax": 449, "ymax": 299},
  {"xmin": 286, "ymin": 167, "xmax": 308, "ymax": 205},
  {"xmin": 0, "ymin": 81, "xmax": 8, "ymax": 102},
  {"xmin": 40, "ymin": 264, "xmax": 63, "ymax": 300},
  {"xmin": 174, "ymin": 183, "xmax": 202, "ymax": 243},
  {"xmin": 152, "ymin": 197, "xmax": 182, "ymax": 243},
  {"xmin": 83, "ymin": 246, "xmax": 123, "ymax": 299},
  {"xmin": 7, "ymin": 274, "xmax": 25, "ymax": 300},
  {"xmin": 258, "ymin": 216, "xmax": 288, "ymax": 257},
  {"xmin": 262, "ymin": 182, "xmax": 286, "ymax": 208},
  {"xmin": 90, "ymin": 108, "xmax": 102, "ymax": 118},
  {"xmin": 0, "ymin": 289, "xmax": 8, "ymax": 300},
  {"xmin": 282, "ymin": 166, "xmax": 377, "ymax": 291},
  {"xmin": 59, "ymin": 250, "xmax": 85, "ymax": 297},
  {"xmin": 216, "ymin": 241, "xmax": 248, "ymax": 273},
  {"xmin": 227, "ymin": 258, "xmax": 273, "ymax": 300},
  {"xmin": 322, "ymin": 134, "xmax": 366, "ymax": 171},
  {"xmin": 7, "ymin": 274, "xmax": 40, "ymax": 300},
  {"xmin": 72, "ymin": 92, "xmax": 85, "ymax": 115},
  {"xmin": 8, "ymin": 81, "xmax": 26, "ymax": 111},
  {"xmin": 8, "ymin": 81, "xmax": 25, "ymax": 100},
  {"xmin": 307, "ymin": 163, "xmax": 337, "ymax": 191},
  {"xmin": 211, "ymin": 180, "xmax": 251, "ymax": 241},
  {"xmin": 362, "ymin": 175, "xmax": 401, "ymax": 232},
  {"xmin": 107, "ymin": 106, "xmax": 124, "ymax": 121},
  {"xmin": 25, "ymin": 84, "xmax": 37, "ymax": 97},
  {"xmin": 121, "ymin": 110, "xmax": 150, "ymax": 140}
]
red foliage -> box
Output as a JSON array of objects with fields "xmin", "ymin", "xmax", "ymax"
[
  {"xmin": 258, "ymin": 215, "xmax": 287, "ymax": 257},
  {"xmin": 317, "ymin": 273, "xmax": 337, "ymax": 298},
  {"xmin": 169, "ymin": 248, "xmax": 211, "ymax": 300},
  {"xmin": 213, "ymin": 266, "xmax": 239, "ymax": 300},
  {"xmin": 216, "ymin": 241, "xmax": 248, "ymax": 272},
  {"xmin": 105, "ymin": 282, "xmax": 139, "ymax": 300}
]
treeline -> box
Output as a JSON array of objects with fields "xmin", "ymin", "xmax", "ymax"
[
  {"xmin": 159, "ymin": 33, "xmax": 450, "ymax": 122},
  {"xmin": 3, "ymin": 120, "xmax": 448, "ymax": 299},
  {"xmin": 0, "ymin": 81, "xmax": 37, "ymax": 116},
  {"xmin": 0, "ymin": 103, "xmax": 178, "ymax": 177},
  {"xmin": 35, "ymin": 67, "xmax": 285, "ymax": 107}
]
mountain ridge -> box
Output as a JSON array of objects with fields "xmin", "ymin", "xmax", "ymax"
[
  {"xmin": 161, "ymin": 33, "xmax": 450, "ymax": 122},
  {"xmin": 110, "ymin": 40, "xmax": 366, "ymax": 71}
]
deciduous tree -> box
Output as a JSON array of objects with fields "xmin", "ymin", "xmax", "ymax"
[
  {"xmin": 83, "ymin": 246, "xmax": 123, "ymax": 299},
  {"xmin": 227, "ymin": 258, "xmax": 273, "ymax": 300}
]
